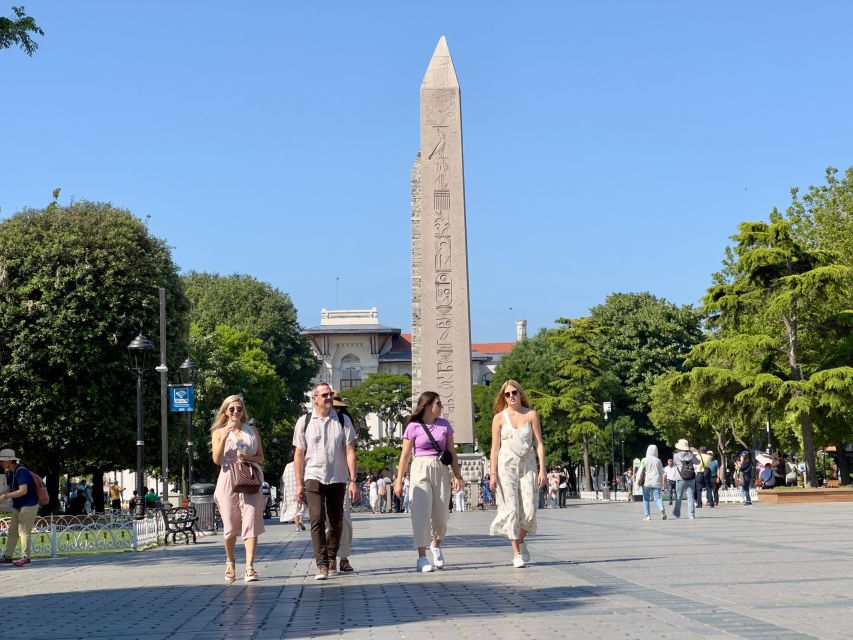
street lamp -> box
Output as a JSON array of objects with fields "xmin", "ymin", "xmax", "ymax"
[
  {"xmin": 179, "ymin": 356, "xmax": 198, "ymax": 491},
  {"xmin": 603, "ymin": 401, "xmax": 615, "ymax": 497},
  {"xmin": 128, "ymin": 333, "xmax": 154, "ymax": 519}
]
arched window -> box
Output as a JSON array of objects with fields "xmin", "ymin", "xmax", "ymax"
[
  {"xmin": 480, "ymin": 371, "xmax": 494, "ymax": 386},
  {"xmin": 339, "ymin": 354, "xmax": 362, "ymax": 390}
]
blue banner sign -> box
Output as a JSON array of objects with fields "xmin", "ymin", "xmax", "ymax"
[{"xmin": 169, "ymin": 384, "xmax": 195, "ymax": 412}]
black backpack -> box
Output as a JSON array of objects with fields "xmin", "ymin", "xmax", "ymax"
[
  {"xmin": 301, "ymin": 411, "xmax": 345, "ymax": 436},
  {"xmin": 680, "ymin": 458, "xmax": 696, "ymax": 480}
]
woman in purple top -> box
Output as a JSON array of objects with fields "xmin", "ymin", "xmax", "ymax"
[{"xmin": 394, "ymin": 391, "xmax": 463, "ymax": 573}]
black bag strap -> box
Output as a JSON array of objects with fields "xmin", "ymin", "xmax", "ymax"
[
  {"xmin": 418, "ymin": 421, "xmax": 444, "ymax": 454},
  {"xmin": 302, "ymin": 410, "xmax": 345, "ymax": 436}
]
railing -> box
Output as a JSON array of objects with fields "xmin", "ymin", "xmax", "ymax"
[{"xmin": 0, "ymin": 510, "xmax": 167, "ymax": 557}]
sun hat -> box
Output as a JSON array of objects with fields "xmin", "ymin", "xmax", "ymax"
[
  {"xmin": 674, "ymin": 439, "xmax": 689, "ymax": 451},
  {"xmin": 332, "ymin": 395, "xmax": 348, "ymax": 408},
  {"xmin": 0, "ymin": 449, "xmax": 19, "ymax": 461}
]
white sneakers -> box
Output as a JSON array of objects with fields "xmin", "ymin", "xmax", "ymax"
[
  {"xmin": 513, "ymin": 554, "xmax": 526, "ymax": 568},
  {"xmin": 416, "ymin": 556, "xmax": 433, "ymax": 573},
  {"xmin": 430, "ymin": 546, "xmax": 445, "ymax": 569},
  {"xmin": 519, "ymin": 543, "xmax": 530, "ymax": 563}
]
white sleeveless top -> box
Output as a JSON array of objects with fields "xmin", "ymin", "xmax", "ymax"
[{"xmin": 501, "ymin": 410, "xmax": 534, "ymax": 458}]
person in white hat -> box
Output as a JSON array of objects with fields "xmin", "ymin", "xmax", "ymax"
[
  {"xmin": 671, "ymin": 439, "xmax": 700, "ymax": 520},
  {"xmin": 0, "ymin": 449, "xmax": 40, "ymax": 566}
]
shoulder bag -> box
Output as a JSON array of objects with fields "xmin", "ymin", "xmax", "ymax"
[
  {"xmin": 418, "ymin": 421, "xmax": 453, "ymax": 465},
  {"xmin": 230, "ymin": 461, "xmax": 262, "ymax": 494}
]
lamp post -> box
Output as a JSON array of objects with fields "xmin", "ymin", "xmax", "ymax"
[
  {"xmin": 603, "ymin": 401, "xmax": 614, "ymax": 497},
  {"xmin": 179, "ymin": 357, "xmax": 198, "ymax": 492},
  {"xmin": 128, "ymin": 333, "xmax": 154, "ymax": 519}
]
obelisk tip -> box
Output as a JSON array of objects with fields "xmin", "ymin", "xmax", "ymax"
[{"xmin": 422, "ymin": 36, "xmax": 458, "ymax": 89}]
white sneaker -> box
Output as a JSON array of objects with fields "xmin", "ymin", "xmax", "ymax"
[
  {"xmin": 513, "ymin": 554, "xmax": 526, "ymax": 568},
  {"xmin": 416, "ymin": 556, "xmax": 433, "ymax": 573},
  {"xmin": 519, "ymin": 543, "xmax": 530, "ymax": 563},
  {"xmin": 430, "ymin": 546, "xmax": 445, "ymax": 569}
]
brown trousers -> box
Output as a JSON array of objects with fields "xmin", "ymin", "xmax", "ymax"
[{"xmin": 305, "ymin": 480, "xmax": 346, "ymax": 569}]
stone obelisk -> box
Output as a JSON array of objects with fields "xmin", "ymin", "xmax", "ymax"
[{"xmin": 412, "ymin": 36, "xmax": 474, "ymax": 444}]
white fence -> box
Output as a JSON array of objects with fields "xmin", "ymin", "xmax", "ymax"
[{"xmin": 0, "ymin": 511, "xmax": 169, "ymax": 558}]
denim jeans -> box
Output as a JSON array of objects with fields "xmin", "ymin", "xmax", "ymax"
[
  {"xmin": 642, "ymin": 486, "xmax": 664, "ymax": 516},
  {"xmin": 672, "ymin": 479, "xmax": 695, "ymax": 518},
  {"xmin": 667, "ymin": 480, "xmax": 676, "ymax": 504},
  {"xmin": 742, "ymin": 477, "xmax": 753, "ymax": 504},
  {"xmin": 705, "ymin": 475, "xmax": 716, "ymax": 506},
  {"xmin": 694, "ymin": 474, "xmax": 705, "ymax": 506}
]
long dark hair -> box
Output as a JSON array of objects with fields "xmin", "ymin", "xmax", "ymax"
[{"xmin": 406, "ymin": 391, "xmax": 439, "ymax": 425}]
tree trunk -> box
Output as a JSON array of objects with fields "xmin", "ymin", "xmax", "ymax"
[
  {"xmin": 46, "ymin": 453, "xmax": 61, "ymax": 514},
  {"xmin": 582, "ymin": 435, "xmax": 592, "ymax": 491},
  {"xmin": 91, "ymin": 467, "xmax": 105, "ymax": 513},
  {"xmin": 783, "ymin": 307, "xmax": 818, "ymax": 488},
  {"xmin": 836, "ymin": 442, "xmax": 850, "ymax": 485}
]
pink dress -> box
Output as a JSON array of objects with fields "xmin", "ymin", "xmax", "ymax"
[{"xmin": 214, "ymin": 423, "xmax": 266, "ymax": 540}]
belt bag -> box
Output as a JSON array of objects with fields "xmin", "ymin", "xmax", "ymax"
[
  {"xmin": 419, "ymin": 421, "xmax": 452, "ymax": 465},
  {"xmin": 230, "ymin": 461, "xmax": 262, "ymax": 494}
]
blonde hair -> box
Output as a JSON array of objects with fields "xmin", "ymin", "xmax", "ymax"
[
  {"xmin": 492, "ymin": 379, "xmax": 531, "ymax": 415},
  {"xmin": 209, "ymin": 394, "xmax": 251, "ymax": 433}
]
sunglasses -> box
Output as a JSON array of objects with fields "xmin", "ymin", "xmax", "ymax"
[
  {"xmin": 316, "ymin": 392, "xmax": 333, "ymax": 399},
  {"xmin": 227, "ymin": 406, "xmax": 244, "ymax": 414},
  {"xmin": 504, "ymin": 389, "xmax": 519, "ymax": 398}
]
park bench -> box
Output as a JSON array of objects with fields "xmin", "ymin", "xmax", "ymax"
[{"xmin": 158, "ymin": 504, "xmax": 198, "ymax": 545}]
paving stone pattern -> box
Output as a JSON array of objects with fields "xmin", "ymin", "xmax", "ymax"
[{"xmin": 2, "ymin": 501, "xmax": 852, "ymax": 639}]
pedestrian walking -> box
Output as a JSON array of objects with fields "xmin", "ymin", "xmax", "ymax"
[
  {"xmin": 0, "ymin": 449, "xmax": 40, "ymax": 566},
  {"xmin": 211, "ymin": 394, "xmax": 266, "ymax": 583},
  {"xmin": 280, "ymin": 460, "xmax": 306, "ymax": 531},
  {"xmin": 706, "ymin": 451, "xmax": 719, "ymax": 507},
  {"xmin": 664, "ymin": 459, "xmax": 677, "ymax": 505},
  {"xmin": 488, "ymin": 380, "xmax": 546, "ymax": 569},
  {"xmin": 638, "ymin": 445, "xmax": 666, "ymax": 521},
  {"xmin": 331, "ymin": 393, "xmax": 357, "ymax": 572},
  {"xmin": 671, "ymin": 439, "xmax": 700, "ymax": 519},
  {"xmin": 393, "ymin": 391, "xmax": 463, "ymax": 573},
  {"xmin": 738, "ymin": 451, "xmax": 754, "ymax": 505},
  {"xmin": 293, "ymin": 383, "xmax": 359, "ymax": 580}
]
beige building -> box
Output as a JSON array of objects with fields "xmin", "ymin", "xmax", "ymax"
[{"xmin": 302, "ymin": 309, "xmax": 521, "ymax": 441}]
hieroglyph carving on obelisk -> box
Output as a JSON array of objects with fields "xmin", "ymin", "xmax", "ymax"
[{"xmin": 412, "ymin": 36, "xmax": 474, "ymax": 443}]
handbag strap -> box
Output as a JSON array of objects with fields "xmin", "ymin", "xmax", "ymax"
[{"xmin": 418, "ymin": 421, "xmax": 444, "ymax": 454}]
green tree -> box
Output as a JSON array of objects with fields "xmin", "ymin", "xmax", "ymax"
[
  {"xmin": 472, "ymin": 383, "xmax": 496, "ymax": 455},
  {"xmin": 188, "ymin": 323, "xmax": 289, "ymax": 483},
  {"xmin": 589, "ymin": 292, "xmax": 704, "ymax": 443},
  {"xmin": 0, "ymin": 196, "xmax": 189, "ymax": 510},
  {"xmin": 358, "ymin": 445, "xmax": 401, "ymax": 476},
  {"xmin": 342, "ymin": 373, "xmax": 412, "ymax": 444},
  {"xmin": 535, "ymin": 317, "xmax": 614, "ymax": 490},
  {"xmin": 0, "ymin": 5, "xmax": 42, "ymax": 55},
  {"xmin": 183, "ymin": 272, "xmax": 317, "ymax": 421},
  {"xmin": 696, "ymin": 218, "xmax": 853, "ymax": 486}
]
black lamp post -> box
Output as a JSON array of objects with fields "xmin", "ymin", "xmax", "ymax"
[
  {"xmin": 179, "ymin": 357, "xmax": 198, "ymax": 491},
  {"xmin": 128, "ymin": 333, "xmax": 154, "ymax": 519}
]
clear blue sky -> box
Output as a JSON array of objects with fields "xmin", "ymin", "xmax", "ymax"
[{"xmin": 3, "ymin": 2, "xmax": 853, "ymax": 341}]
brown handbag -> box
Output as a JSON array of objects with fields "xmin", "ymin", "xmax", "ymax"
[{"xmin": 230, "ymin": 461, "xmax": 262, "ymax": 494}]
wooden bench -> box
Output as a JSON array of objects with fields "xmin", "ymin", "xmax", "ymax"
[{"xmin": 159, "ymin": 505, "xmax": 198, "ymax": 545}]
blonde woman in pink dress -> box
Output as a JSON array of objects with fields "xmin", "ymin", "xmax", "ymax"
[{"xmin": 211, "ymin": 394, "xmax": 266, "ymax": 583}]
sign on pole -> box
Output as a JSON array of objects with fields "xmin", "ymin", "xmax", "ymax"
[{"xmin": 169, "ymin": 384, "xmax": 195, "ymax": 413}]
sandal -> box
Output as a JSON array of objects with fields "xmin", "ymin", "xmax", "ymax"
[
  {"xmin": 244, "ymin": 566, "xmax": 259, "ymax": 582},
  {"xmin": 225, "ymin": 561, "xmax": 236, "ymax": 583}
]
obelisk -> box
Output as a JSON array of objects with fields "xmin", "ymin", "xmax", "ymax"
[{"xmin": 412, "ymin": 36, "xmax": 474, "ymax": 443}]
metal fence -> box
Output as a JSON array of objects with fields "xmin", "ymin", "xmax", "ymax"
[{"xmin": 0, "ymin": 510, "xmax": 168, "ymax": 558}]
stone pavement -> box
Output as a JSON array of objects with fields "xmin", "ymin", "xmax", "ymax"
[{"xmin": 2, "ymin": 500, "xmax": 853, "ymax": 639}]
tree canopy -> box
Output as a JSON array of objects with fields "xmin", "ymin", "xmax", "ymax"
[
  {"xmin": 342, "ymin": 373, "xmax": 412, "ymax": 445},
  {"xmin": 0, "ymin": 5, "xmax": 42, "ymax": 55},
  {"xmin": 0, "ymin": 195, "xmax": 189, "ymax": 506}
]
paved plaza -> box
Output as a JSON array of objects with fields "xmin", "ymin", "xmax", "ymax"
[{"xmin": 2, "ymin": 500, "xmax": 852, "ymax": 639}]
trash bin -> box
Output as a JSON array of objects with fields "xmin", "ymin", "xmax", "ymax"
[
  {"xmin": 190, "ymin": 483, "xmax": 216, "ymax": 532},
  {"xmin": 601, "ymin": 486, "xmax": 610, "ymax": 501}
]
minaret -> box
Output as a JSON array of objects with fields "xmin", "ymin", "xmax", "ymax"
[{"xmin": 412, "ymin": 36, "xmax": 474, "ymax": 443}]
